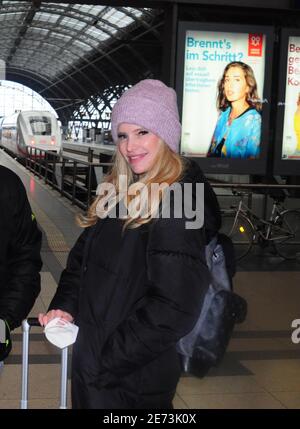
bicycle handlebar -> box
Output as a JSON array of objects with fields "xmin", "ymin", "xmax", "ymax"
[
  {"xmin": 232, "ymin": 189, "xmax": 251, "ymax": 197},
  {"xmin": 231, "ymin": 188, "xmax": 286, "ymax": 203}
]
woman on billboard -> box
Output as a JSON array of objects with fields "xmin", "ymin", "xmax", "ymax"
[
  {"xmin": 294, "ymin": 93, "xmax": 300, "ymax": 155},
  {"xmin": 207, "ymin": 61, "xmax": 262, "ymax": 159}
]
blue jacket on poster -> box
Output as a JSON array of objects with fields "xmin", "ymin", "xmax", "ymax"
[{"xmin": 207, "ymin": 107, "xmax": 261, "ymax": 159}]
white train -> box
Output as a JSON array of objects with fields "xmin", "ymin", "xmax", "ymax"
[{"xmin": 0, "ymin": 110, "xmax": 62, "ymax": 158}]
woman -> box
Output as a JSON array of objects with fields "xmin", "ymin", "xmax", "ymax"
[
  {"xmin": 207, "ymin": 61, "xmax": 262, "ymax": 159},
  {"xmin": 39, "ymin": 79, "xmax": 221, "ymax": 409},
  {"xmin": 294, "ymin": 93, "xmax": 300, "ymax": 154}
]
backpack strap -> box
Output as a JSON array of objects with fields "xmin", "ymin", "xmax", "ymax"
[{"xmin": 217, "ymin": 233, "xmax": 236, "ymax": 279}]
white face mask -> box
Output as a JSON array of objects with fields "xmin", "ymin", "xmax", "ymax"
[{"xmin": 44, "ymin": 317, "xmax": 79, "ymax": 349}]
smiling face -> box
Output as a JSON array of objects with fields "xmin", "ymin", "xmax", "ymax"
[
  {"xmin": 117, "ymin": 123, "xmax": 162, "ymax": 175},
  {"xmin": 224, "ymin": 66, "xmax": 249, "ymax": 104}
]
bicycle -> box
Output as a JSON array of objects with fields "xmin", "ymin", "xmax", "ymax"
[{"xmin": 220, "ymin": 190, "xmax": 300, "ymax": 261}]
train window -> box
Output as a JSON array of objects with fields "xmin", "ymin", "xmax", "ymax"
[{"xmin": 29, "ymin": 116, "xmax": 52, "ymax": 135}]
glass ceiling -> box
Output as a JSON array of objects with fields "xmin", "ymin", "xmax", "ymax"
[
  {"xmin": 0, "ymin": 79, "xmax": 58, "ymax": 117},
  {"xmin": 0, "ymin": 1, "xmax": 156, "ymax": 80}
]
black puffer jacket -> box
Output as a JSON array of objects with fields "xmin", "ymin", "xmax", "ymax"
[
  {"xmin": 0, "ymin": 166, "xmax": 42, "ymax": 330},
  {"xmin": 49, "ymin": 159, "xmax": 221, "ymax": 408}
]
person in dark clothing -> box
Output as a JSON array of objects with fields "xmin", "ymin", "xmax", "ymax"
[
  {"xmin": 39, "ymin": 79, "xmax": 221, "ymax": 409},
  {"xmin": 0, "ymin": 166, "xmax": 42, "ymax": 362}
]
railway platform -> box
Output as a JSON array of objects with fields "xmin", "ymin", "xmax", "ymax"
[{"xmin": 0, "ymin": 149, "xmax": 300, "ymax": 409}]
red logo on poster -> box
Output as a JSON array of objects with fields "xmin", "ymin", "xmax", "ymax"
[{"xmin": 248, "ymin": 34, "xmax": 263, "ymax": 57}]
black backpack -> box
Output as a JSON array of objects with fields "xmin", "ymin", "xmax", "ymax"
[{"xmin": 176, "ymin": 233, "xmax": 247, "ymax": 377}]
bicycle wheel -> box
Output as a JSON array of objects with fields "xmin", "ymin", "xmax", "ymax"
[
  {"xmin": 221, "ymin": 212, "xmax": 254, "ymax": 261},
  {"xmin": 274, "ymin": 210, "xmax": 300, "ymax": 260}
]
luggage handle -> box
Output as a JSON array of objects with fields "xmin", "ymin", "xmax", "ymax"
[
  {"xmin": 27, "ymin": 317, "xmax": 41, "ymax": 327},
  {"xmin": 21, "ymin": 318, "xmax": 69, "ymax": 409}
]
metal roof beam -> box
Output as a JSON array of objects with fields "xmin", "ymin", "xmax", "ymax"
[
  {"xmin": 39, "ymin": 20, "xmax": 163, "ymax": 95},
  {"xmin": 6, "ymin": 0, "xmax": 41, "ymax": 64},
  {"xmin": 41, "ymin": 1, "xmax": 165, "ymax": 8}
]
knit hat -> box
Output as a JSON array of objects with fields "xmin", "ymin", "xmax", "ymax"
[{"xmin": 111, "ymin": 79, "xmax": 181, "ymax": 153}]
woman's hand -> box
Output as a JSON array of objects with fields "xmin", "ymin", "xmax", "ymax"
[{"xmin": 38, "ymin": 309, "xmax": 74, "ymax": 327}]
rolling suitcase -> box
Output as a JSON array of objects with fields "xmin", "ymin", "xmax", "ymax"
[{"xmin": 20, "ymin": 317, "xmax": 69, "ymax": 409}]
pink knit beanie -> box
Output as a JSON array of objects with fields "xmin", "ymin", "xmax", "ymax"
[{"xmin": 111, "ymin": 79, "xmax": 181, "ymax": 153}]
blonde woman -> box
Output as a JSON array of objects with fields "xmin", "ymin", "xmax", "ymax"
[{"xmin": 39, "ymin": 79, "xmax": 221, "ymax": 409}]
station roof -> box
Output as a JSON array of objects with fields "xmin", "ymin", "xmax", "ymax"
[{"xmin": 0, "ymin": 1, "xmax": 164, "ymax": 120}]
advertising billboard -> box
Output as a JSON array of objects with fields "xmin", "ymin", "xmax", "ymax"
[
  {"xmin": 274, "ymin": 29, "xmax": 300, "ymax": 175},
  {"xmin": 274, "ymin": 28, "xmax": 300, "ymax": 175},
  {"xmin": 281, "ymin": 36, "xmax": 300, "ymax": 160},
  {"xmin": 176, "ymin": 22, "xmax": 274, "ymax": 174}
]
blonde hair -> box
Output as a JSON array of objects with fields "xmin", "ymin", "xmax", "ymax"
[{"xmin": 77, "ymin": 142, "xmax": 185, "ymax": 230}]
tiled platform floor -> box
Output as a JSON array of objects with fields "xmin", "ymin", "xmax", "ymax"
[{"xmin": 1, "ymin": 149, "xmax": 300, "ymax": 409}]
